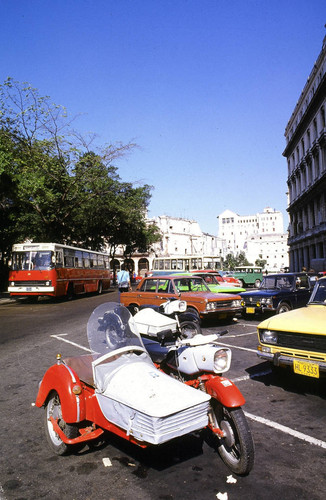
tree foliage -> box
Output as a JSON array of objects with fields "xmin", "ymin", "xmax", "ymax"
[
  {"xmin": 223, "ymin": 251, "xmax": 252, "ymax": 270},
  {"xmin": 0, "ymin": 78, "xmax": 160, "ymax": 277}
]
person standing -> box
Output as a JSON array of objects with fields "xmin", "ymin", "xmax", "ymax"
[{"xmin": 117, "ymin": 264, "xmax": 131, "ymax": 300}]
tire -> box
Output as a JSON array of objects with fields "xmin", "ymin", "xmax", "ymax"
[
  {"xmin": 186, "ymin": 307, "xmax": 200, "ymax": 321},
  {"xmin": 66, "ymin": 283, "xmax": 74, "ymax": 301},
  {"xmin": 179, "ymin": 320, "xmax": 202, "ymax": 339},
  {"xmin": 208, "ymin": 400, "xmax": 254, "ymax": 475},
  {"xmin": 44, "ymin": 391, "xmax": 79, "ymax": 455},
  {"xmin": 239, "ymin": 279, "xmax": 245, "ymax": 288},
  {"xmin": 276, "ymin": 302, "xmax": 291, "ymax": 314},
  {"xmin": 128, "ymin": 303, "xmax": 140, "ymax": 315},
  {"xmin": 254, "ymin": 279, "xmax": 261, "ymax": 288},
  {"xmin": 97, "ymin": 281, "xmax": 103, "ymax": 294}
]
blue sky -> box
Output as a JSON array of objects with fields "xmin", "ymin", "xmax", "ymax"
[{"xmin": 1, "ymin": 0, "xmax": 325, "ymax": 234}]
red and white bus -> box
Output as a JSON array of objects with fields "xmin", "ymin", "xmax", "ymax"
[{"xmin": 8, "ymin": 242, "xmax": 111, "ymax": 299}]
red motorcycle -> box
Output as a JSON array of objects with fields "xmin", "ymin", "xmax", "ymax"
[{"xmin": 35, "ymin": 302, "xmax": 254, "ymax": 475}]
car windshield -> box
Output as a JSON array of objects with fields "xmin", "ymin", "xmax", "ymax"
[
  {"xmin": 260, "ymin": 276, "xmax": 294, "ymax": 290},
  {"xmin": 195, "ymin": 274, "xmax": 220, "ymax": 286},
  {"xmin": 173, "ymin": 277, "xmax": 210, "ymax": 292},
  {"xmin": 87, "ymin": 302, "xmax": 145, "ymax": 355},
  {"xmin": 309, "ymin": 280, "xmax": 326, "ymax": 304}
]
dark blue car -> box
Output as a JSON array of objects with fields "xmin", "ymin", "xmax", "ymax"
[{"xmin": 240, "ymin": 273, "xmax": 313, "ymax": 316}]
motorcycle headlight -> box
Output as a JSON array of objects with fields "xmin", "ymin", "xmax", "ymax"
[
  {"xmin": 178, "ymin": 300, "xmax": 187, "ymax": 312},
  {"xmin": 260, "ymin": 329, "xmax": 278, "ymax": 344},
  {"xmin": 213, "ymin": 349, "xmax": 231, "ymax": 373}
]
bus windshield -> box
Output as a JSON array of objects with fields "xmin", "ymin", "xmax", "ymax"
[{"xmin": 12, "ymin": 251, "xmax": 53, "ymax": 271}]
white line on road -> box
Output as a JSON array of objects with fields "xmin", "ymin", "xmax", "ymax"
[
  {"xmin": 214, "ymin": 341, "xmax": 257, "ymax": 353},
  {"xmin": 50, "ymin": 334, "xmax": 92, "ymax": 352},
  {"xmin": 245, "ymin": 411, "xmax": 326, "ymax": 449},
  {"xmin": 225, "ymin": 331, "xmax": 257, "ymax": 338}
]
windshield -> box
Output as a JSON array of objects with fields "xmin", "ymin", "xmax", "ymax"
[
  {"xmin": 309, "ymin": 280, "xmax": 326, "ymax": 304},
  {"xmin": 87, "ymin": 302, "xmax": 145, "ymax": 355},
  {"xmin": 260, "ymin": 275, "xmax": 294, "ymax": 290},
  {"xmin": 173, "ymin": 277, "xmax": 210, "ymax": 292},
  {"xmin": 197, "ymin": 274, "xmax": 220, "ymax": 286},
  {"xmin": 12, "ymin": 250, "xmax": 53, "ymax": 270}
]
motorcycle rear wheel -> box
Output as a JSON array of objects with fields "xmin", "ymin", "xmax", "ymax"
[
  {"xmin": 44, "ymin": 391, "xmax": 79, "ymax": 455},
  {"xmin": 179, "ymin": 320, "xmax": 202, "ymax": 339},
  {"xmin": 208, "ymin": 400, "xmax": 254, "ymax": 475}
]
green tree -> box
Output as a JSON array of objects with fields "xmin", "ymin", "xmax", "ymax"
[{"xmin": 0, "ymin": 78, "xmax": 161, "ymax": 286}]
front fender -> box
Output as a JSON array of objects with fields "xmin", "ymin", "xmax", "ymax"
[
  {"xmin": 35, "ymin": 363, "xmax": 86, "ymax": 423},
  {"xmin": 205, "ymin": 376, "xmax": 246, "ymax": 408}
]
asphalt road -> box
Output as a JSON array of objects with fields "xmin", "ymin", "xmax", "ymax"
[{"xmin": 0, "ymin": 290, "xmax": 325, "ymax": 500}]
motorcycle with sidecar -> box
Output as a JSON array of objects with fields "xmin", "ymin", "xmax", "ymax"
[{"xmin": 35, "ymin": 301, "xmax": 254, "ymax": 475}]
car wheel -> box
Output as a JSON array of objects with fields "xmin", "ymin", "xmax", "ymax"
[
  {"xmin": 179, "ymin": 320, "xmax": 202, "ymax": 339},
  {"xmin": 276, "ymin": 302, "xmax": 291, "ymax": 314},
  {"xmin": 97, "ymin": 281, "xmax": 103, "ymax": 294},
  {"xmin": 239, "ymin": 279, "xmax": 245, "ymax": 288},
  {"xmin": 254, "ymin": 279, "xmax": 261, "ymax": 288},
  {"xmin": 186, "ymin": 307, "xmax": 200, "ymax": 321}
]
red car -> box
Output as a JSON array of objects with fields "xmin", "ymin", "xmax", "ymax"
[{"xmin": 190, "ymin": 270, "xmax": 242, "ymax": 287}]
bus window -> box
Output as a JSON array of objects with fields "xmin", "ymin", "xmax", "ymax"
[
  {"xmin": 83, "ymin": 252, "xmax": 90, "ymax": 268},
  {"xmin": 89, "ymin": 253, "xmax": 97, "ymax": 268},
  {"xmin": 63, "ymin": 248, "xmax": 75, "ymax": 267}
]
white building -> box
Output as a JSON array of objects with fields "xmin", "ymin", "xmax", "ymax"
[
  {"xmin": 218, "ymin": 207, "xmax": 289, "ymax": 271},
  {"xmin": 148, "ymin": 215, "xmax": 225, "ymax": 265}
]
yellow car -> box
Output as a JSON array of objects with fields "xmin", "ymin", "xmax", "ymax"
[{"xmin": 257, "ymin": 276, "xmax": 326, "ymax": 378}]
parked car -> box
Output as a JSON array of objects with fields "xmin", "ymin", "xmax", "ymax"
[
  {"xmin": 228, "ymin": 266, "xmax": 263, "ymax": 288},
  {"xmin": 257, "ymin": 276, "xmax": 326, "ymax": 378},
  {"xmin": 120, "ymin": 275, "xmax": 242, "ymax": 321},
  {"xmin": 217, "ymin": 270, "xmax": 243, "ymax": 287},
  {"xmin": 240, "ymin": 272, "xmax": 312, "ymax": 317},
  {"xmin": 190, "ymin": 269, "xmax": 242, "ymax": 287},
  {"xmin": 191, "ymin": 272, "xmax": 246, "ymax": 293}
]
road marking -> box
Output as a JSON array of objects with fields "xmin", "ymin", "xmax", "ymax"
[
  {"xmin": 245, "ymin": 411, "xmax": 326, "ymax": 449},
  {"xmin": 214, "ymin": 341, "xmax": 257, "ymax": 353},
  {"xmin": 50, "ymin": 334, "xmax": 92, "ymax": 352},
  {"xmin": 225, "ymin": 331, "xmax": 257, "ymax": 338},
  {"xmin": 232, "ymin": 370, "xmax": 272, "ymax": 383}
]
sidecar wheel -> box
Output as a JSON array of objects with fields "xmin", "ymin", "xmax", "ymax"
[
  {"xmin": 208, "ymin": 401, "xmax": 254, "ymax": 475},
  {"xmin": 179, "ymin": 320, "xmax": 202, "ymax": 339},
  {"xmin": 44, "ymin": 391, "xmax": 78, "ymax": 455}
]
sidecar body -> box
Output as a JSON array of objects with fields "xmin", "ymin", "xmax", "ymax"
[{"xmin": 36, "ymin": 302, "xmax": 211, "ymax": 452}]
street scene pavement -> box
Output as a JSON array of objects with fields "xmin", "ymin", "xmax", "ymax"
[{"xmin": 0, "ymin": 290, "xmax": 325, "ymax": 500}]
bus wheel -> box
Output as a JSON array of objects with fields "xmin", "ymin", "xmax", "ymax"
[
  {"xmin": 67, "ymin": 284, "xmax": 74, "ymax": 300},
  {"xmin": 97, "ymin": 281, "xmax": 103, "ymax": 294}
]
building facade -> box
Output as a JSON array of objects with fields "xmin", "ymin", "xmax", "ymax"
[
  {"xmin": 218, "ymin": 207, "xmax": 288, "ymax": 271},
  {"xmin": 284, "ymin": 35, "xmax": 326, "ymax": 272}
]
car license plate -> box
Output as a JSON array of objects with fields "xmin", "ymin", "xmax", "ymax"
[
  {"xmin": 293, "ymin": 360, "xmax": 319, "ymax": 378},
  {"xmin": 246, "ymin": 307, "xmax": 255, "ymax": 314}
]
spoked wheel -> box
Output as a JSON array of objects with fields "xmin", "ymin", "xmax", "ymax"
[
  {"xmin": 44, "ymin": 391, "xmax": 78, "ymax": 455},
  {"xmin": 179, "ymin": 320, "xmax": 202, "ymax": 339},
  {"xmin": 208, "ymin": 400, "xmax": 254, "ymax": 475}
]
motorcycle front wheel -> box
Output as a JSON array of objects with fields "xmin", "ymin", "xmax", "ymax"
[
  {"xmin": 44, "ymin": 391, "xmax": 79, "ymax": 455},
  {"xmin": 179, "ymin": 320, "xmax": 202, "ymax": 339},
  {"xmin": 208, "ymin": 400, "xmax": 254, "ymax": 475}
]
